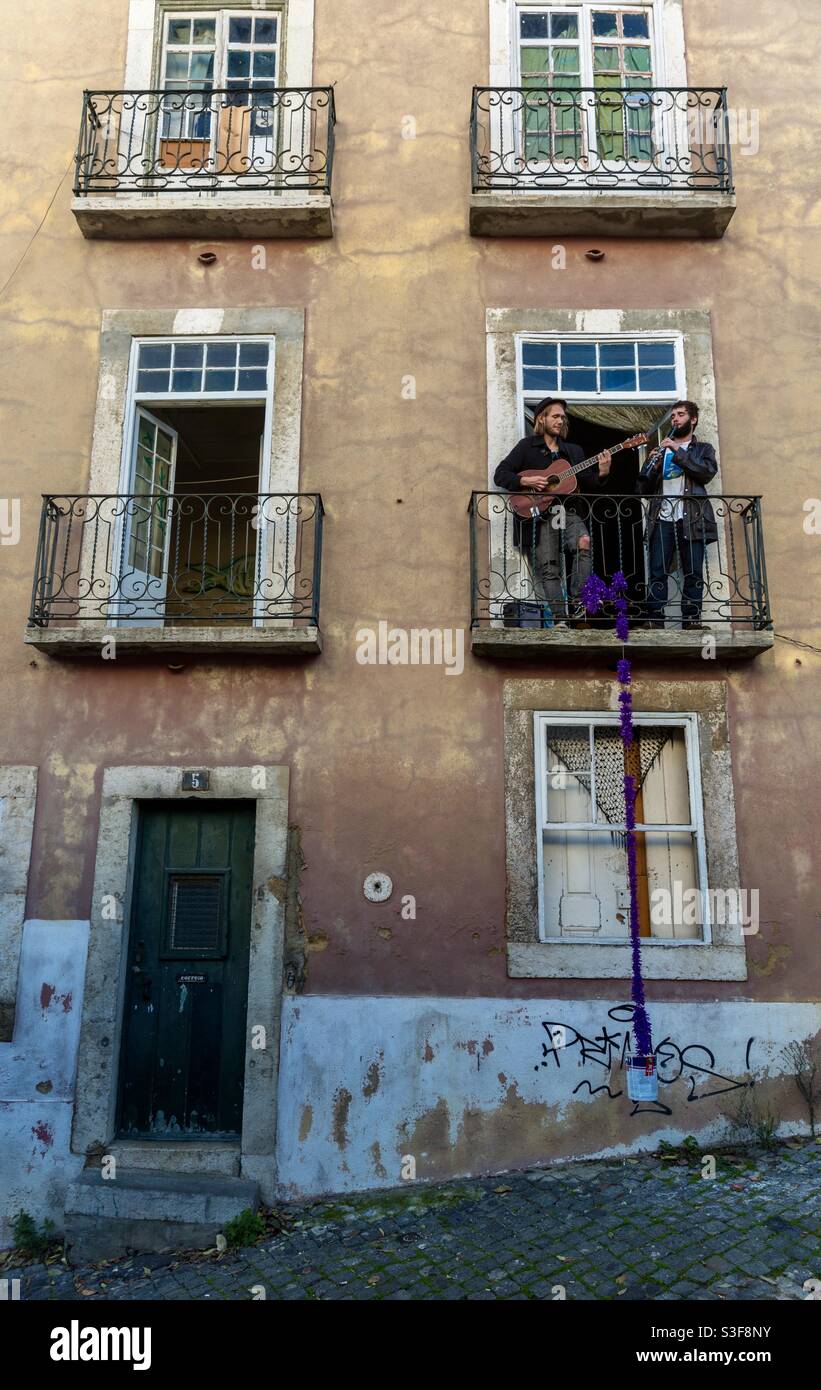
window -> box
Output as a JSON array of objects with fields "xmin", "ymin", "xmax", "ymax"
[
  {"xmin": 534, "ymin": 713, "xmax": 708, "ymax": 943},
  {"xmin": 516, "ymin": 5, "xmax": 657, "ymax": 163},
  {"xmin": 158, "ymin": 10, "xmax": 280, "ymax": 152},
  {"xmin": 518, "ymin": 333, "xmax": 682, "ymax": 404},
  {"xmin": 135, "ymin": 339, "xmax": 272, "ymax": 396}
]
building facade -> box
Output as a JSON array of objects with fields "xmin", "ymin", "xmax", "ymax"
[{"xmin": 1, "ymin": 0, "xmax": 819, "ymax": 1248}]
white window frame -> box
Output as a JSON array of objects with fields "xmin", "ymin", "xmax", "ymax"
[
  {"xmin": 513, "ymin": 3, "xmax": 665, "ymax": 89},
  {"xmin": 122, "ymin": 1, "xmax": 315, "ymax": 92},
  {"xmin": 515, "ymin": 329, "xmax": 685, "ymax": 420},
  {"xmin": 533, "ymin": 710, "xmax": 710, "ymax": 945},
  {"xmin": 158, "ymin": 9, "xmax": 281, "ymax": 90}
]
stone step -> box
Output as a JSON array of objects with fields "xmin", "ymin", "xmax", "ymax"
[
  {"xmin": 108, "ymin": 1140, "xmax": 241, "ymax": 1178},
  {"xmin": 64, "ymin": 1168, "xmax": 260, "ymax": 1263}
]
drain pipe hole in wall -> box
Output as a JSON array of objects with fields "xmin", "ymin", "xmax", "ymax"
[{"xmin": 364, "ymin": 873, "xmax": 393, "ymax": 903}]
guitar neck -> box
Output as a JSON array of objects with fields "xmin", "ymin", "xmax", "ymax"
[{"xmin": 568, "ymin": 438, "xmax": 631, "ymax": 477}]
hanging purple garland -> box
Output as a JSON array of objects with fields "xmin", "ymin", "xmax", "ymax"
[{"xmin": 580, "ymin": 571, "xmax": 653, "ymax": 1060}]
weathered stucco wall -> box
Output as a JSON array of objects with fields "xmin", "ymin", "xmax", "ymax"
[{"xmin": 0, "ymin": 1, "xmax": 819, "ymax": 1218}]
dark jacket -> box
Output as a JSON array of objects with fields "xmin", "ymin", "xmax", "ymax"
[
  {"xmin": 494, "ymin": 435, "xmax": 613, "ymax": 548},
  {"xmin": 638, "ymin": 435, "xmax": 718, "ymax": 543}
]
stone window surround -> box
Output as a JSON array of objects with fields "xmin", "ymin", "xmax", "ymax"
[
  {"xmin": 71, "ymin": 765, "xmax": 290, "ymax": 1200},
  {"xmin": 0, "ymin": 768, "xmax": 39, "ymax": 1038},
  {"xmin": 504, "ymin": 678, "xmax": 748, "ymax": 980},
  {"xmin": 123, "ymin": 0, "xmax": 315, "ymax": 89},
  {"xmin": 488, "ymin": 0, "xmax": 688, "ymax": 87},
  {"xmin": 88, "ymin": 308, "xmax": 305, "ymax": 499}
]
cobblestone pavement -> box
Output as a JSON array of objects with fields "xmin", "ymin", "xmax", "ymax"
[{"xmin": 6, "ymin": 1141, "xmax": 820, "ymax": 1302}]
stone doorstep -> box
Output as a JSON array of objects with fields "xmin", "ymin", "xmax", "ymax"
[{"xmin": 64, "ymin": 1169, "xmax": 259, "ymax": 1263}]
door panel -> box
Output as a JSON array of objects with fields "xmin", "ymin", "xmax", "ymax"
[
  {"xmin": 117, "ymin": 800, "xmax": 255, "ymax": 1139},
  {"xmin": 117, "ymin": 407, "xmax": 178, "ymax": 625}
]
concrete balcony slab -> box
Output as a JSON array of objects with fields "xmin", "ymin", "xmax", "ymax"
[
  {"xmin": 469, "ymin": 189, "xmax": 736, "ymax": 239},
  {"xmin": 72, "ymin": 191, "xmax": 334, "ymax": 239}
]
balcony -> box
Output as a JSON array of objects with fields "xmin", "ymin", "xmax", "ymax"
[
  {"xmin": 469, "ymin": 87, "xmax": 735, "ymax": 238},
  {"xmin": 72, "ymin": 88, "xmax": 335, "ymax": 239},
  {"xmin": 26, "ymin": 493, "xmax": 323, "ymax": 658},
  {"xmin": 469, "ymin": 493, "xmax": 772, "ymax": 660}
]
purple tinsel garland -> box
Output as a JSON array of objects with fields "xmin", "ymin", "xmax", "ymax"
[{"xmin": 581, "ymin": 570, "xmax": 653, "ymax": 1060}]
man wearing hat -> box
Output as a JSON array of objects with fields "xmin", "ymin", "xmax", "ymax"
[{"xmin": 494, "ymin": 397, "xmax": 612, "ymax": 624}]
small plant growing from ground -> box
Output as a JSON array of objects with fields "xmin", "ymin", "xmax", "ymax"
[
  {"xmin": 781, "ymin": 1037, "xmax": 820, "ymax": 1137},
  {"xmin": 724, "ymin": 1074, "xmax": 778, "ymax": 1149},
  {"xmin": 656, "ymin": 1135, "xmax": 703, "ymax": 1167},
  {"xmin": 11, "ymin": 1210, "xmax": 57, "ymax": 1261},
  {"xmin": 222, "ymin": 1208, "xmax": 265, "ymax": 1248}
]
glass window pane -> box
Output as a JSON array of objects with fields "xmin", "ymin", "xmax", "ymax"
[
  {"xmin": 601, "ymin": 367, "xmax": 637, "ymax": 393},
  {"xmin": 206, "ymin": 341, "xmax": 237, "ymax": 367},
  {"xmin": 229, "ymin": 16, "xmax": 253, "ymax": 43},
  {"xmin": 520, "ymin": 13, "xmax": 549, "ymax": 38},
  {"xmin": 171, "ymin": 370, "xmax": 201, "ymax": 392},
  {"xmin": 552, "ymin": 47, "xmax": 580, "ymax": 74},
  {"xmin": 549, "ymin": 13, "xmax": 578, "ymax": 38},
  {"xmin": 521, "ymin": 47, "xmax": 549, "ymax": 75},
  {"xmin": 638, "ymin": 341, "xmax": 675, "ymax": 365},
  {"xmin": 139, "ymin": 343, "xmax": 172, "ymax": 368},
  {"xmin": 625, "ymin": 45, "xmax": 652, "ymax": 73},
  {"xmin": 639, "ymin": 367, "xmax": 677, "ymax": 391},
  {"xmin": 545, "ymin": 726, "xmax": 591, "ymax": 822},
  {"xmin": 173, "ymin": 342, "xmax": 204, "ymax": 368},
  {"xmin": 253, "ymin": 51, "xmax": 277, "ymax": 78},
  {"xmin": 155, "ymin": 431, "xmax": 174, "ymax": 462},
  {"xmin": 592, "ymin": 12, "xmax": 618, "ymax": 36},
  {"xmin": 164, "ymin": 52, "xmax": 189, "ymax": 79},
  {"xmin": 227, "ymin": 50, "xmax": 251, "ymax": 78},
  {"xmin": 166, "ymin": 17, "xmax": 191, "ymax": 43},
  {"xmin": 192, "ymin": 18, "xmax": 216, "ymax": 43},
  {"xmin": 238, "ymin": 368, "xmax": 268, "ymax": 391},
  {"xmin": 523, "ymin": 368, "xmax": 558, "ymax": 391},
  {"xmin": 137, "ymin": 369, "xmax": 169, "ymax": 392},
  {"xmin": 560, "ymin": 341, "xmax": 596, "ymax": 366},
  {"xmin": 190, "ymin": 52, "xmax": 214, "ymax": 80},
  {"xmin": 204, "ymin": 369, "xmax": 236, "ymax": 392},
  {"xmin": 238, "ymin": 342, "xmax": 269, "ymax": 366},
  {"xmin": 561, "ymin": 368, "xmax": 597, "ymax": 391},
  {"xmin": 254, "ymin": 16, "xmax": 278, "ymax": 42},
  {"xmin": 599, "ymin": 341, "xmax": 635, "ymax": 365},
  {"xmin": 523, "ymin": 341, "xmax": 558, "ymax": 366},
  {"xmin": 641, "ymin": 728, "xmax": 691, "ymax": 824},
  {"xmin": 593, "ymin": 45, "xmax": 619, "ymax": 71},
  {"xmin": 623, "ymin": 13, "xmax": 650, "ymax": 39}
]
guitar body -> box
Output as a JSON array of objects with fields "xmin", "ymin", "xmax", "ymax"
[{"xmin": 508, "ymin": 431, "xmax": 650, "ymax": 520}]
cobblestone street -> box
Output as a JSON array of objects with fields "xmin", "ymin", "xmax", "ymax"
[{"xmin": 5, "ymin": 1140, "xmax": 820, "ymax": 1302}]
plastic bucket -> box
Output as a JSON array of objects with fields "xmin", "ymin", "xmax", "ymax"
[{"xmin": 626, "ymin": 1054, "xmax": 658, "ymax": 1101}]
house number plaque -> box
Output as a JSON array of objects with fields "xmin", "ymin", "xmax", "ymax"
[{"xmin": 182, "ymin": 770, "xmax": 210, "ymax": 791}]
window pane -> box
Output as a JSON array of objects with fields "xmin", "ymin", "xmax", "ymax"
[
  {"xmin": 645, "ymin": 832, "xmax": 701, "ymax": 939},
  {"xmin": 550, "ymin": 13, "xmax": 578, "ymax": 38},
  {"xmin": 592, "ymin": 12, "xmax": 619, "ymax": 37},
  {"xmin": 545, "ymin": 726, "xmax": 592, "ymax": 821},
  {"xmin": 599, "ymin": 341, "xmax": 635, "ymax": 365},
  {"xmin": 521, "ymin": 47, "xmax": 549, "ymax": 75},
  {"xmin": 523, "ymin": 341, "xmax": 558, "ymax": 366},
  {"xmin": 625, "ymin": 45, "xmax": 652, "ymax": 73},
  {"xmin": 623, "ymin": 13, "xmax": 650, "ymax": 39},
  {"xmin": 552, "ymin": 47, "xmax": 580, "ymax": 74},
  {"xmin": 561, "ymin": 368, "xmax": 597, "ymax": 391},
  {"xmin": 238, "ymin": 342, "xmax": 269, "ymax": 366},
  {"xmin": 206, "ymin": 341, "xmax": 237, "ymax": 367},
  {"xmin": 520, "ymin": 12, "xmax": 549, "ymax": 38},
  {"xmin": 227, "ymin": 50, "xmax": 251, "ymax": 77},
  {"xmin": 593, "ymin": 45, "xmax": 619, "ymax": 71},
  {"xmin": 166, "ymin": 17, "xmax": 191, "ymax": 43},
  {"xmin": 639, "ymin": 366, "xmax": 677, "ymax": 391},
  {"xmin": 164, "ymin": 52, "xmax": 188, "ymax": 79},
  {"xmin": 523, "ymin": 368, "xmax": 558, "ymax": 391},
  {"xmin": 139, "ymin": 343, "xmax": 172, "ymax": 368},
  {"xmin": 204, "ymin": 369, "xmax": 236, "ymax": 392},
  {"xmin": 641, "ymin": 728, "xmax": 691, "ymax": 824},
  {"xmin": 601, "ymin": 367, "xmax": 637, "ymax": 392},
  {"xmin": 137, "ymin": 369, "xmax": 169, "ymax": 392},
  {"xmin": 190, "ymin": 52, "xmax": 214, "ymax": 80},
  {"xmin": 192, "ymin": 18, "xmax": 216, "ymax": 43},
  {"xmin": 238, "ymin": 368, "xmax": 268, "ymax": 391},
  {"xmin": 541, "ymin": 830, "xmax": 629, "ymax": 939},
  {"xmin": 171, "ymin": 370, "xmax": 201, "ymax": 392},
  {"xmin": 560, "ymin": 342, "xmax": 596, "ymax": 366},
  {"xmin": 254, "ymin": 16, "xmax": 278, "ymax": 42},
  {"xmin": 638, "ymin": 341, "xmax": 675, "ymax": 365},
  {"xmin": 173, "ymin": 342, "xmax": 204, "ymax": 368},
  {"xmin": 253, "ymin": 51, "xmax": 277, "ymax": 78},
  {"xmin": 155, "ymin": 430, "xmax": 174, "ymax": 461},
  {"xmin": 229, "ymin": 16, "xmax": 253, "ymax": 43}
]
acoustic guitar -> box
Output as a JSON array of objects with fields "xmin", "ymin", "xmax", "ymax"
[{"xmin": 510, "ymin": 432, "xmax": 650, "ymax": 518}]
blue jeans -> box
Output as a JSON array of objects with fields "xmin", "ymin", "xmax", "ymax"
[{"xmin": 647, "ymin": 519, "xmax": 705, "ymax": 622}]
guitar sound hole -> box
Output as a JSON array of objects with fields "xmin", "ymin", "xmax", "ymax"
[{"xmin": 546, "ymin": 474, "xmax": 561, "ymax": 489}]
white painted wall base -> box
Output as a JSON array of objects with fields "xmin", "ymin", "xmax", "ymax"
[
  {"xmin": 0, "ymin": 921, "xmax": 89, "ymax": 1247},
  {"xmin": 276, "ymin": 996, "xmax": 821, "ymax": 1199}
]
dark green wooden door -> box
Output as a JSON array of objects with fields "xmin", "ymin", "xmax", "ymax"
[{"xmin": 117, "ymin": 800, "xmax": 255, "ymax": 1139}]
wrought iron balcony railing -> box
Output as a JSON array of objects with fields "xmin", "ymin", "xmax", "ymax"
[
  {"xmin": 470, "ymin": 86, "xmax": 733, "ymax": 192},
  {"xmin": 469, "ymin": 494, "xmax": 770, "ymax": 630},
  {"xmin": 29, "ymin": 493, "xmax": 323, "ymax": 628},
  {"xmin": 74, "ymin": 88, "xmax": 335, "ymax": 195}
]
